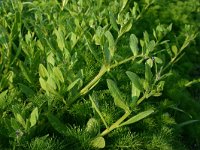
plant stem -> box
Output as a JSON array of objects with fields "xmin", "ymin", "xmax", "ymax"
[
  {"xmin": 68, "ymin": 55, "xmax": 143, "ymax": 106},
  {"xmin": 80, "ymin": 65, "xmax": 107, "ymax": 95},
  {"xmin": 100, "ymin": 111, "xmax": 131, "ymax": 137}
]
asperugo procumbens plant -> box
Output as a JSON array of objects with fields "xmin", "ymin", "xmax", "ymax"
[{"xmin": 35, "ymin": 1, "xmax": 197, "ymax": 149}]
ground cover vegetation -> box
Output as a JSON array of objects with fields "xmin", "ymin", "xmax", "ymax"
[{"xmin": 0, "ymin": 0, "xmax": 200, "ymax": 149}]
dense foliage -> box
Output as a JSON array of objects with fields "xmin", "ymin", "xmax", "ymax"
[{"xmin": 0, "ymin": 0, "xmax": 199, "ymax": 149}]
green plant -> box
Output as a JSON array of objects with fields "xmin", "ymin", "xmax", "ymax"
[{"xmin": 0, "ymin": 0, "xmax": 199, "ymax": 149}]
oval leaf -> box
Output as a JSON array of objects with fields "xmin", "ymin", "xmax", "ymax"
[
  {"xmin": 126, "ymin": 71, "xmax": 143, "ymax": 91},
  {"xmin": 105, "ymin": 30, "xmax": 115, "ymax": 58},
  {"xmin": 53, "ymin": 67, "xmax": 64, "ymax": 83},
  {"xmin": 39, "ymin": 64, "xmax": 48, "ymax": 79},
  {"xmin": 90, "ymin": 136, "xmax": 105, "ymax": 149},
  {"xmin": 129, "ymin": 34, "xmax": 139, "ymax": 56}
]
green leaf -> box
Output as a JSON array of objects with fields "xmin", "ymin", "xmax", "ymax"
[
  {"xmin": 146, "ymin": 59, "xmax": 153, "ymax": 68},
  {"xmin": 171, "ymin": 45, "xmax": 178, "ymax": 56},
  {"xmin": 90, "ymin": 136, "xmax": 105, "ymax": 149},
  {"xmin": 89, "ymin": 94, "xmax": 108, "ymax": 128},
  {"xmin": 178, "ymin": 120, "xmax": 199, "ymax": 128},
  {"xmin": 120, "ymin": 109, "xmax": 154, "ymax": 127},
  {"xmin": 107, "ymin": 79, "xmax": 130, "ymax": 112},
  {"xmin": 19, "ymin": 84, "xmax": 35, "ymax": 97},
  {"xmin": 145, "ymin": 63, "xmax": 153, "ymax": 84},
  {"xmin": 0, "ymin": 90, "xmax": 7, "ymax": 108},
  {"xmin": 47, "ymin": 77, "xmax": 57, "ymax": 90},
  {"xmin": 103, "ymin": 42, "xmax": 111, "ymax": 65},
  {"xmin": 131, "ymin": 83, "xmax": 140, "ymax": 107},
  {"xmin": 146, "ymin": 40, "xmax": 155, "ymax": 53},
  {"xmin": 154, "ymin": 57, "xmax": 163, "ymax": 64},
  {"xmin": 53, "ymin": 67, "xmax": 64, "ymax": 83},
  {"xmin": 30, "ymin": 107, "xmax": 38, "ymax": 128},
  {"xmin": 54, "ymin": 27, "xmax": 65, "ymax": 51},
  {"xmin": 39, "ymin": 64, "xmax": 49, "ymax": 79},
  {"xmin": 47, "ymin": 52, "xmax": 55, "ymax": 66},
  {"xmin": 67, "ymin": 78, "xmax": 80, "ymax": 91},
  {"xmin": 118, "ymin": 20, "xmax": 132, "ymax": 38},
  {"xmin": 105, "ymin": 30, "xmax": 115, "ymax": 58},
  {"xmin": 39, "ymin": 77, "xmax": 47, "ymax": 91},
  {"xmin": 11, "ymin": 118, "xmax": 20, "ymax": 130},
  {"xmin": 16, "ymin": 113, "xmax": 26, "ymax": 128},
  {"xmin": 129, "ymin": 34, "xmax": 139, "ymax": 56},
  {"xmin": 126, "ymin": 71, "xmax": 143, "ymax": 91},
  {"xmin": 143, "ymin": 31, "xmax": 149, "ymax": 44},
  {"xmin": 109, "ymin": 12, "xmax": 119, "ymax": 32},
  {"xmin": 85, "ymin": 118, "xmax": 100, "ymax": 137},
  {"xmin": 120, "ymin": 0, "xmax": 128, "ymax": 12},
  {"xmin": 18, "ymin": 61, "xmax": 32, "ymax": 83},
  {"xmin": 47, "ymin": 113, "xmax": 69, "ymax": 136}
]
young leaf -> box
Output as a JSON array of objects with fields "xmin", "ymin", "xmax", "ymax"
[
  {"xmin": 154, "ymin": 57, "xmax": 163, "ymax": 64},
  {"xmin": 104, "ymin": 30, "xmax": 115, "ymax": 58},
  {"xmin": 119, "ymin": 109, "xmax": 154, "ymax": 127},
  {"xmin": 171, "ymin": 45, "xmax": 178, "ymax": 56},
  {"xmin": 120, "ymin": 0, "xmax": 128, "ymax": 12},
  {"xmin": 54, "ymin": 27, "xmax": 65, "ymax": 51},
  {"xmin": 109, "ymin": 12, "xmax": 119, "ymax": 32},
  {"xmin": 107, "ymin": 79, "xmax": 130, "ymax": 112},
  {"xmin": 90, "ymin": 136, "xmax": 105, "ymax": 149},
  {"xmin": 131, "ymin": 83, "xmax": 140, "ymax": 107},
  {"xmin": 67, "ymin": 78, "xmax": 80, "ymax": 91},
  {"xmin": 118, "ymin": 20, "xmax": 132, "ymax": 38},
  {"xmin": 126, "ymin": 71, "xmax": 143, "ymax": 91},
  {"xmin": 53, "ymin": 67, "xmax": 64, "ymax": 83},
  {"xmin": 16, "ymin": 113, "xmax": 26, "ymax": 128},
  {"xmin": 129, "ymin": 34, "xmax": 139, "ymax": 56},
  {"xmin": 39, "ymin": 64, "xmax": 49, "ymax": 79},
  {"xmin": 30, "ymin": 107, "xmax": 38, "ymax": 128},
  {"xmin": 146, "ymin": 40, "xmax": 156, "ymax": 53},
  {"xmin": 39, "ymin": 77, "xmax": 47, "ymax": 91},
  {"xmin": 146, "ymin": 58, "xmax": 153, "ymax": 68}
]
